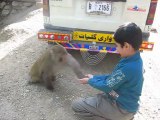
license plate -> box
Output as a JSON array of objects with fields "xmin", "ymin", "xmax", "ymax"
[
  {"xmin": 89, "ymin": 45, "xmax": 99, "ymax": 50},
  {"xmin": 73, "ymin": 31, "xmax": 115, "ymax": 43},
  {"xmin": 87, "ymin": 1, "xmax": 112, "ymax": 15}
]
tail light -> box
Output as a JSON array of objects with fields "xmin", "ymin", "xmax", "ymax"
[
  {"xmin": 140, "ymin": 42, "xmax": 154, "ymax": 51},
  {"xmin": 38, "ymin": 32, "xmax": 71, "ymax": 42},
  {"xmin": 146, "ymin": 0, "xmax": 158, "ymax": 25},
  {"xmin": 43, "ymin": 0, "xmax": 50, "ymax": 17}
]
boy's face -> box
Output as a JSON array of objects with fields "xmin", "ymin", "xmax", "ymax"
[{"xmin": 115, "ymin": 42, "xmax": 134, "ymax": 58}]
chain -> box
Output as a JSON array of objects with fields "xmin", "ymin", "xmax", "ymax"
[{"xmin": 80, "ymin": 50, "xmax": 107, "ymax": 65}]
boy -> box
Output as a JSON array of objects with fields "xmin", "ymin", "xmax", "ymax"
[{"xmin": 71, "ymin": 22, "xmax": 143, "ymax": 120}]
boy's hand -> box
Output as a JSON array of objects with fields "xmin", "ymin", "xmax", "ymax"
[
  {"xmin": 79, "ymin": 77, "xmax": 89, "ymax": 84},
  {"xmin": 86, "ymin": 74, "xmax": 93, "ymax": 79},
  {"xmin": 79, "ymin": 74, "xmax": 93, "ymax": 84}
]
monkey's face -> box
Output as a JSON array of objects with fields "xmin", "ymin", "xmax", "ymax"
[{"xmin": 50, "ymin": 45, "xmax": 68, "ymax": 64}]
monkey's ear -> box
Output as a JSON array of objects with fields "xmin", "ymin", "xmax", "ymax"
[{"xmin": 49, "ymin": 49, "xmax": 57, "ymax": 62}]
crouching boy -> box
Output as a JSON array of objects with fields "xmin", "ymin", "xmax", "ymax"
[{"xmin": 72, "ymin": 22, "xmax": 143, "ymax": 120}]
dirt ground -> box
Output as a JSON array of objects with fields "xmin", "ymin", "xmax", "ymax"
[{"xmin": 0, "ymin": 2, "xmax": 160, "ymax": 120}]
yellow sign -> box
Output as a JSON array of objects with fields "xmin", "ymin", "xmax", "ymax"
[{"xmin": 73, "ymin": 31, "xmax": 115, "ymax": 43}]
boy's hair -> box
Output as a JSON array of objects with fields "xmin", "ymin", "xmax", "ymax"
[{"xmin": 113, "ymin": 22, "xmax": 142, "ymax": 50}]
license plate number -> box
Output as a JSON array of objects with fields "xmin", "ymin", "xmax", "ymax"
[{"xmin": 87, "ymin": 1, "xmax": 112, "ymax": 15}]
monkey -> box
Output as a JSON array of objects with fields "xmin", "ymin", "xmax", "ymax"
[
  {"xmin": 66, "ymin": 53, "xmax": 85, "ymax": 79},
  {"xmin": 29, "ymin": 44, "xmax": 85, "ymax": 90}
]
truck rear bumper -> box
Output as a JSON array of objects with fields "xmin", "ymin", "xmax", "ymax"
[{"xmin": 38, "ymin": 26, "xmax": 154, "ymax": 52}]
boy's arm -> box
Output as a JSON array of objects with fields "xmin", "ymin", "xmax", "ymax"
[
  {"xmin": 92, "ymin": 74, "xmax": 109, "ymax": 80},
  {"xmin": 88, "ymin": 69, "xmax": 128, "ymax": 93}
]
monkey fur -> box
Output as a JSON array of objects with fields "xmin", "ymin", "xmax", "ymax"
[{"xmin": 29, "ymin": 45, "xmax": 85, "ymax": 90}]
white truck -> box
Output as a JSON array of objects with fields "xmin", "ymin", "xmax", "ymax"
[{"xmin": 38, "ymin": 0, "xmax": 157, "ymax": 59}]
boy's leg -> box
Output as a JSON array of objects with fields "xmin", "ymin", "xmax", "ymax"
[
  {"xmin": 72, "ymin": 96, "xmax": 107, "ymax": 120},
  {"xmin": 71, "ymin": 94, "xmax": 135, "ymax": 120}
]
